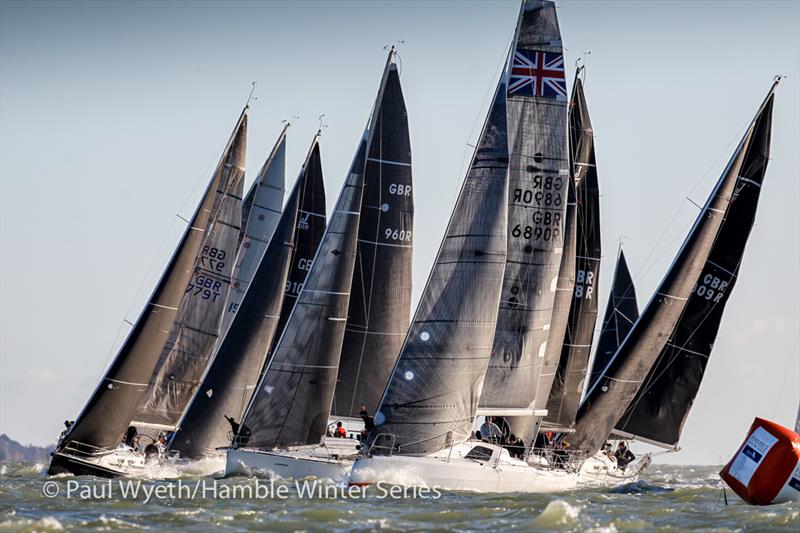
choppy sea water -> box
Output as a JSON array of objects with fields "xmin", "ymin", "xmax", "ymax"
[{"xmin": 0, "ymin": 462, "xmax": 798, "ymax": 532}]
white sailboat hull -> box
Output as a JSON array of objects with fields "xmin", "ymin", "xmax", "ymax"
[
  {"xmin": 348, "ymin": 442, "xmax": 650, "ymax": 493},
  {"xmin": 225, "ymin": 441, "xmax": 356, "ymax": 481}
]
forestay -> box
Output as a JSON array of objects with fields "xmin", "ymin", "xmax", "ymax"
[
  {"xmin": 570, "ymin": 84, "xmax": 776, "ymax": 454},
  {"xmin": 169, "ymin": 136, "xmax": 323, "ymax": 458},
  {"xmin": 58, "ymin": 109, "xmax": 249, "ymax": 454}
]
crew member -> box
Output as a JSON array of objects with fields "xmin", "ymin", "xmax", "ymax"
[
  {"xmin": 615, "ymin": 441, "xmax": 635, "ymax": 469},
  {"xmin": 479, "ymin": 416, "xmax": 503, "ymax": 443}
]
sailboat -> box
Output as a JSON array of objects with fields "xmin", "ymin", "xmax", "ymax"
[
  {"xmin": 225, "ymin": 49, "xmax": 405, "ymax": 480},
  {"xmin": 49, "ymin": 107, "xmax": 249, "ymax": 477},
  {"xmin": 569, "ymin": 80, "xmax": 777, "ymax": 459},
  {"xmin": 166, "ymin": 133, "xmax": 326, "ymax": 465}
]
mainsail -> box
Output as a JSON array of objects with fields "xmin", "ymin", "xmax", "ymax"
[
  {"xmin": 480, "ymin": 0, "xmax": 569, "ymax": 414},
  {"xmin": 169, "ymin": 136, "xmax": 323, "ymax": 458},
  {"xmin": 543, "ymin": 74, "xmax": 602, "ymax": 429},
  {"xmin": 133, "ymin": 115, "xmax": 247, "ymax": 430},
  {"xmin": 221, "ymin": 125, "xmax": 287, "ymax": 336},
  {"xmin": 587, "ymin": 247, "xmax": 638, "ymax": 394},
  {"xmin": 57, "ymin": 109, "xmax": 249, "ymax": 455},
  {"xmin": 237, "ymin": 53, "xmax": 399, "ymax": 449},
  {"xmin": 333, "ymin": 56, "xmax": 414, "ymax": 418},
  {"xmin": 368, "ymin": 79, "xmax": 509, "ymax": 456},
  {"xmin": 570, "ymin": 83, "xmax": 776, "ymax": 454}
]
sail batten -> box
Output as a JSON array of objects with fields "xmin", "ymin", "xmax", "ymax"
[{"xmin": 570, "ymin": 85, "xmax": 776, "ymax": 454}]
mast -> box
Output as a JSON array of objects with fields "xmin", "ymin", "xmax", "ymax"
[
  {"xmin": 236, "ymin": 51, "xmax": 397, "ymax": 449},
  {"xmin": 333, "ymin": 50, "xmax": 414, "ymax": 418},
  {"xmin": 221, "ymin": 125, "xmax": 288, "ymax": 336},
  {"xmin": 169, "ymin": 135, "xmax": 323, "ymax": 458},
  {"xmin": 366, "ymin": 65, "xmax": 509, "ymax": 457},
  {"xmin": 479, "ymin": 0, "xmax": 570, "ymax": 417},
  {"xmin": 133, "ymin": 113, "xmax": 247, "ymax": 431},
  {"xmin": 587, "ymin": 246, "xmax": 638, "ymax": 394},
  {"xmin": 56, "ymin": 108, "xmax": 249, "ymax": 455},
  {"xmin": 539, "ymin": 69, "xmax": 602, "ymax": 431},
  {"xmin": 569, "ymin": 83, "xmax": 777, "ymax": 454}
]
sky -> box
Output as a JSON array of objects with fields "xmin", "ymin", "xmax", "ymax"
[{"xmin": 1, "ymin": 0, "xmax": 798, "ymax": 465}]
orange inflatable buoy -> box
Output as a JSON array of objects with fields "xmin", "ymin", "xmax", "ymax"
[{"xmin": 720, "ymin": 417, "xmax": 800, "ymax": 505}]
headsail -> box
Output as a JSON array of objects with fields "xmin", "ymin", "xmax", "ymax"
[
  {"xmin": 368, "ymin": 77, "xmax": 509, "ymax": 457},
  {"xmin": 570, "ymin": 84, "xmax": 776, "ymax": 454},
  {"xmin": 480, "ymin": 0, "xmax": 569, "ymax": 415},
  {"xmin": 58, "ymin": 109, "xmax": 248, "ymax": 454},
  {"xmin": 221, "ymin": 126, "xmax": 287, "ymax": 336},
  {"xmin": 237, "ymin": 52, "xmax": 398, "ymax": 449},
  {"xmin": 587, "ymin": 247, "xmax": 638, "ymax": 394},
  {"xmin": 614, "ymin": 93, "xmax": 774, "ymax": 448},
  {"xmin": 133, "ymin": 116, "xmax": 247, "ymax": 430},
  {"xmin": 333, "ymin": 57, "xmax": 414, "ymax": 418},
  {"xmin": 543, "ymin": 74, "xmax": 602, "ymax": 429},
  {"xmin": 169, "ymin": 136, "xmax": 322, "ymax": 458}
]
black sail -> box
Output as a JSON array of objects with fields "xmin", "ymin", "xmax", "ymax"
[
  {"xmin": 569, "ymin": 86, "xmax": 776, "ymax": 454},
  {"xmin": 237, "ymin": 55, "xmax": 398, "ymax": 449},
  {"xmin": 481, "ymin": 0, "xmax": 570, "ymax": 413},
  {"xmin": 169, "ymin": 137, "xmax": 323, "ymax": 458},
  {"xmin": 543, "ymin": 75, "xmax": 602, "ymax": 429},
  {"xmin": 368, "ymin": 80, "xmax": 509, "ymax": 456},
  {"xmin": 56, "ymin": 109, "xmax": 248, "ymax": 456},
  {"xmin": 587, "ymin": 248, "xmax": 638, "ymax": 394},
  {"xmin": 333, "ymin": 62, "xmax": 414, "ymax": 418},
  {"xmin": 614, "ymin": 96, "xmax": 774, "ymax": 448}
]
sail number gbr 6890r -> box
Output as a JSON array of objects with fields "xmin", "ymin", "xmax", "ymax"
[{"xmin": 511, "ymin": 185, "xmax": 564, "ymax": 242}]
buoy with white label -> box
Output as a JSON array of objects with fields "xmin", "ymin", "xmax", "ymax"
[{"xmin": 720, "ymin": 417, "xmax": 800, "ymax": 505}]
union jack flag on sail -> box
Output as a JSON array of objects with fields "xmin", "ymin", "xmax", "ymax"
[{"xmin": 508, "ymin": 49, "xmax": 566, "ymax": 100}]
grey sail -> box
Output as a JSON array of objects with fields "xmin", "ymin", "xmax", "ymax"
[
  {"xmin": 134, "ymin": 116, "xmax": 247, "ymax": 430},
  {"xmin": 543, "ymin": 74, "xmax": 602, "ymax": 429},
  {"xmin": 569, "ymin": 85, "xmax": 776, "ymax": 455},
  {"xmin": 169, "ymin": 136, "xmax": 322, "ymax": 458},
  {"xmin": 587, "ymin": 248, "xmax": 638, "ymax": 394},
  {"xmin": 613, "ymin": 94, "xmax": 774, "ymax": 448},
  {"xmin": 333, "ymin": 61, "xmax": 414, "ymax": 418},
  {"xmin": 221, "ymin": 126, "xmax": 287, "ymax": 336},
  {"xmin": 368, "ymin": 78, "xmax": 509, "ymax": 456},
  {"xmin": 53, "ymin": 109, "xmax": 248, "ymax": 459},
  {"xmin": 237, "ymin": 54, "xmax": 399, "ymax": 449},
  {"xmin": 480, "ymin": 0, "xmax": 569, "ymax": 413}
]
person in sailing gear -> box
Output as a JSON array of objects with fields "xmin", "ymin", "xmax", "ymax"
[
  {"xmin": 505, "ymin": 434, "xmax": 524, "ymax": 459},
  {"xmin": 359, "ymin": 406, "xmax": 376, "ymax": 433},
  {"xmin": 144, "ymin": 441, "xmax": 160, "ymax": 462},
  {"xmin": 225, "ymin": 415, "xmax": 251, "ymax": 447},
  {"xmin": 615, "ymin": 441, "xmax": 635, "ymax": 469},
  {"xmin": 603, "ymin": 441, "xmax": 614, "ymax": 459},
  {"xmin": 123, "ymin": 426, "xmax": 138, "ymax": 449},
  {"xmin": 335, "ymin": 421, "xmax": 347, "ymax": 438},
  {"xmin": 57, "ymin": 420, "xmax": 73, "ymax": 447},
  {"xmin": 552, "ymin": 441, "xmax": 572, "ymax": 468},
  {"xmin": 480, "ymin": 417, "xmax": 503, "ymax": 443}
]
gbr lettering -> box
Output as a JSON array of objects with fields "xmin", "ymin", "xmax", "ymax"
[{"xmin": 693, "ymin": 272, "xmax": 729, "ymax": 303}]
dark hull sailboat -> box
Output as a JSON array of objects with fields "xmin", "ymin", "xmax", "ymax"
[
  {"xmin": 570, "ymin": 82, "xmax": 777, "ymax": 455},
  {"xmin": 50, "ymin": 109, "xmax": 249, "ymax": 477}
]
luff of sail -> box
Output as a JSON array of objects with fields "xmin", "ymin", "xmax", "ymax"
[
  {"xmin": 333, "ymin": 58, "xmax": 414, "ymax": 418},
  {"xmin": 53, "ymin": 109, "xmax": 249, "ymax": 458},
  {"xmin": 221, "ymin": 125, "xmax": 288, "ymax": 336},
  {"xmin": 169, "ymin": 136, "xmax": 323, "ymax": 459},
  {"xmin": 368, "ymin": 79, "xmax": 509, "ymax": 456},
  {"xmin": 133, "ymin": 116, "xmax": 247, "ymax": 430},
  {"xmin": 543, "ymin": 74, "xmax": 602, "ymax": 429},
  {"xmin": 480, "ymin": 0, "xmax": 570, "ymax": 413},
  {"xmin": 569, "ymin": 84, "xmax": 777, "ymax": 455},
  {"xmin": 237, "ymin": 53, "xmax": 399, "ymax": 449},
  {"xmin": 614, "ymin": 92, "xmax": 774, "ymax": 448},
  {"xmin": 587, "ymin": 247, "xmax": 638, "ymax": 394}
]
